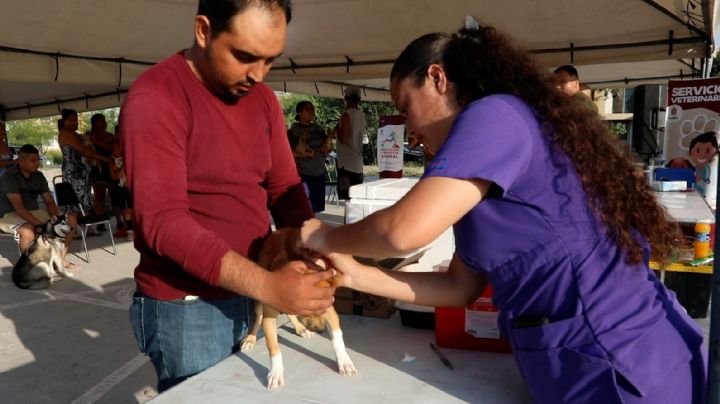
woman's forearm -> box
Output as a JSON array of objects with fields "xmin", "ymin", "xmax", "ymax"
[
  {"xmin": 325, "ymin": 209, "xmax": 417, "ymax": 258},
  {"xmin": 349, "ymin": 255, "xmax": 486, "ymax": 307}
]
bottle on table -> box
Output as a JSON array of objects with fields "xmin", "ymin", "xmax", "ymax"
[{"xmin": 693, "ymin": 220, "xmax": 713, "ymax": 260}]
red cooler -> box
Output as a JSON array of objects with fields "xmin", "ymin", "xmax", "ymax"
[{"xmin": 435, "ymin": 285, "xmax": 512, "ymax": 353}]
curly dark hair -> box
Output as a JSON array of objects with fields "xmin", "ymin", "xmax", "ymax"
[{"xmin": 390, "ymin": 24, "xmax": 679, "ymax": 264}]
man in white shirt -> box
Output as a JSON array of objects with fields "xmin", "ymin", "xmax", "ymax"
[{"xmin": 336, "ymin": 86, "xmax": 367, "ymax": 199}]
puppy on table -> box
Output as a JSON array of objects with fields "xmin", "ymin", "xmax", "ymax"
[{"xmin": 241, "ymin": 228, "xmax": 357, "ymax": 389}]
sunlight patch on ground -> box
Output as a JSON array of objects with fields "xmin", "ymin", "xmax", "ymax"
[
  {"xmin": 83, "ymin": 328, "xmax": 101, "ymax": 338},
  {"xmin": 134, "ymin": 386, "xmax": 158, "ymax": 403},
  {"xmin": 0, "ymin": 317, "xmax": 36, "ymax": 372}
]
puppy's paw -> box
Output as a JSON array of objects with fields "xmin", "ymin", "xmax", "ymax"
[
  {"xmin": 240, "ymin": 335, "xmax": 256, "ymax": 352},
  {"xmin": 297, "ymin": 329, "xmax": 316, "ymax": 339},
  {"xmin": 337, "ymin": 354, "xmax": 357, "ymax": 376},
  {"xmin": 267, "ymin": 355, "xmax": 285, "ymax": 390},
  {"xmin": 266, "ymin": 371, "xmax": 284, "ymax": 390}
]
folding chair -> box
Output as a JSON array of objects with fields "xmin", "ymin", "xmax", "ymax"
[
  {"xmin": 0, "ymin": 225, "xmax": 22, "ymax": 255},
  {"xmin": 52, "ymin": 176, "xmax": 116, "ymax": 263},
  {"xmin": 325, "ymin": 156, "xmax": 339, "ymax": 207}
]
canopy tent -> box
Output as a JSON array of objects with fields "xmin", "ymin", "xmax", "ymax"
[{"xmin": 0, "ymin": 0, "xmax": 716, "ymax": 119}]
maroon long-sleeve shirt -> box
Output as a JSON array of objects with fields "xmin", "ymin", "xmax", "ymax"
[{"xmin": 119, "ymin": 52, "xmax": 312, "ymax": 300}]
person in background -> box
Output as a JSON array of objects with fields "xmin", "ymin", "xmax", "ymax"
[
  {"xmin": 301, "ymin": 20, "xmax": 705, "ymax": 404},
  {"xmin": 288, "ymin": 101, "xmax": 328, "ymax": 213},
  {"xmin": 0, "ymin": 120, "xmax": 18, "ymax": 175},
  {"xmin": 336, "ymin": 86, "xmax": 367, "ymax": 200},
  {"xmin": 58, "ymin": 109, "xmax": 110, "ymax": 221},
  {"xmin": 119, "ymin": 0, "xmax": 335, "ymax": 392},
  {"xmin": 108, "ymin": 129, "xmax": 134, "ymax": 240},
  {"xmin": 580, "ymin": 83, "xmax": 592, "ymax": 99},
  {"xmin": 88, "ymin": 113, "xmax": 115, "ymax": 232},
  {"xmin": 0, "ymin": 145, "xmax": 80, "ymax": 269},
  {"xmin": 553, "ymin": 64, "xmax": 598, "ymax": 113}
]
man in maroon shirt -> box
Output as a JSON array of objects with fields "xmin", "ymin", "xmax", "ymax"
[{"xmin": 120, "ymin": 0, "xmax": 336, "ymax": 392}]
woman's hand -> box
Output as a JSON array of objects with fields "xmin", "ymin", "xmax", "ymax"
[
  {"xmin": 300, "ymin": 218, "xmax": 334, "ymax": 255},
  {"xmin": 322, "ymin": 252, "xmax": 365, "ymax": 290}
]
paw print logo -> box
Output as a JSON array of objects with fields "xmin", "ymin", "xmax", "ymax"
[{"xmin": 678, "ymin": 113, "xmax": 719, "ymax": 150}]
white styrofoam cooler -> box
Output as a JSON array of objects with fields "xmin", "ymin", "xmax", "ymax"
[{"xmin": 345, "ymin": 178, "xmax": 454, "ymax": 272}]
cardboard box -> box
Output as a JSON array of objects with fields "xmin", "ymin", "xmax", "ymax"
[
  {"xmin": 334, "ymin": 251, "xmax": 426, "ymax": 319},
  {"xmin": 334, "ymin": 287, "xmax": 396, "ymax": 318}
]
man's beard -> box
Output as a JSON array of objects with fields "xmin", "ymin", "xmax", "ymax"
[
  {"xmin": 216, "ymin": 84, "xmax": 252, "ymax": 105},
  {"xmin": 217, "ymin": 88, "xmax": 241, "ymax": 104}
]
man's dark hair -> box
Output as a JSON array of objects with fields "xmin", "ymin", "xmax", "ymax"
[
  {"xmin": 553, "ymin": 64, "xmax": 579, "ymax": 80},
  {"xmin": 198, "ymin": 0, "xmax": 292, "ymax": 37},
  {"xmin": 18, "ymin": 144, "xmax": 39, "ymax": 155},
  {"xmin": 90, "ymin": 113, "xmax": 105, "ymax": 126}
]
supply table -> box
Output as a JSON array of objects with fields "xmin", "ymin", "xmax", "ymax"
[
  {"xmin": 152, "ymin": 313, "xmax": 530, "ymax": 403},
  {"xmin": 652, "ymin": 190, "xmax": 715, "ymax": 282}
]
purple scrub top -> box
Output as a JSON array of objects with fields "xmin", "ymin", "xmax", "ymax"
[{"xmin": 424, "ymin": 94, "xmax": 705, "ymax": 403}]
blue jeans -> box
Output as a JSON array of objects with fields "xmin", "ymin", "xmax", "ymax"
[
  {"xmin": 129, "ymin": 291, "xmax": 255, "ymax": 392},
  {"xmin": 301, "ymin": 173, "xmax": 327, "ymax": 213}
]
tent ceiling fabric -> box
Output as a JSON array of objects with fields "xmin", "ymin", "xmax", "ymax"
[{"xmin": 0, "ymin": 0, "xmax": 715, "ymax": 119}]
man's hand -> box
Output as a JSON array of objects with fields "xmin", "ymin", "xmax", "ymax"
[{"xmin": 262, "ymin": 260, "xmax": 336, "ymax": 315}]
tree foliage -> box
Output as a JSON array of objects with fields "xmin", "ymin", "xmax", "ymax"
[
  {"xmin": 6, "ymin": 116, "xmax": 57, "ymax": 153},
  {"xmin": 5, "ymin": 107, "xmax": 120, "ymax": 153}
]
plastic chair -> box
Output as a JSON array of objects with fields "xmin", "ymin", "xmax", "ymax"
[
  {"xmin": 325, "ymin": 156, "xmax": 339, "ymax": 207},
  {"xmin": 52, "ymin": 176, "xmax": 116, "ymax": 263}
]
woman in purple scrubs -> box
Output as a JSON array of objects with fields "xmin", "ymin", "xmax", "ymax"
[{"xmin": 300, "ymin": 20, "xmax": 706, "ymax": 404}]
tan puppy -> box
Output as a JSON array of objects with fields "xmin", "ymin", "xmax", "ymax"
[{"xmin": 240, "ymin": 228, "xmax": 357, "ymax": 389}]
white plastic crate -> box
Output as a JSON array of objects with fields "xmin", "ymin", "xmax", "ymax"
[{"xmin": 346, "ymin": 179, "xmax": 454, "ymax": 271}]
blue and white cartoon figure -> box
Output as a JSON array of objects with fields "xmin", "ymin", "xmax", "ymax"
[{"xmin": 689, "ymin": 131, "xmax": 719, "ymax": 197}]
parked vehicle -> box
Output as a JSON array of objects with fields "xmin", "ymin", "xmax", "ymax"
[{"xmin": 403, "ymin": 143, "xmax": 424, "ymax": 163}]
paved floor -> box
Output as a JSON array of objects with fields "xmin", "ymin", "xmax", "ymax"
[
  {"xmin": 0, "ymin": 189, "xmax": 348, "ymax": 404},
  {"xmin": 0, "ymin": 183, "xmax": 713, "ymax": 403}
]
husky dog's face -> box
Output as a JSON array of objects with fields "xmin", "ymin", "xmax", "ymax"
[{"xmin": 46, "ymin": 215, "xmax": 72, "ymax": 239}]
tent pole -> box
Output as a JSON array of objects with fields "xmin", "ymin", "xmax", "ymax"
[
  {"xmin": 702, "ymin": 0, "xmax": 718, "ymax": 399},
  {"xmin": 709, "ymin": 130, "xmax": 720, "ymax": 404}
]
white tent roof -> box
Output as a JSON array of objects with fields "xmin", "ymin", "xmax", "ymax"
[{"xmin": 0, "ymin": 0, "xmax": 716, "ymax": 119}]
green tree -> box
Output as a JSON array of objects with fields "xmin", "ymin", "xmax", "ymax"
[
  {"xmin": 6, "ymin": 107, "xmax": 121, "ymax": 154},
  {"xmin": 79, "ymin": 107, "xmax": 121, "ymax": 134},
  {"xmin": 6, "ymin": 116, "xmax": 57, "ymax": 153}
]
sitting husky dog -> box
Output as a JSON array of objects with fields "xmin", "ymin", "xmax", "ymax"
[{"xmin": 12, "ymin": 214, "xmax": 73, "ymax": 290}]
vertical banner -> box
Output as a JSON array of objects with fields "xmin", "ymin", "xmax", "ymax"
[
  {"xmin": 377, "ymin": 115, "xmax": 405, "ymax": 179},
  {"xmin": 665, "ymin": 78, "xmax": 720, "ymax": 208}
]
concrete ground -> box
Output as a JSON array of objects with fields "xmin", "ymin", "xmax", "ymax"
[
  {"xmin": 0, "ymin": 176, "xmax": 713, "ymax": 403},
  {"xmin": 0, "ymin": 181, "xmax": 348, "ymax": 404}
]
